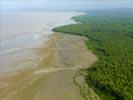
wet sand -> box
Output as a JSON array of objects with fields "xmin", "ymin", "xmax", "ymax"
[{"xmin": 0, "ymin": 33, "xmax": 97, "ymax": 100}]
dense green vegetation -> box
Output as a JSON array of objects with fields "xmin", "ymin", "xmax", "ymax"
[{"xmin": 53, "ymin": 9, "xmax": 133, "ymax": 100}]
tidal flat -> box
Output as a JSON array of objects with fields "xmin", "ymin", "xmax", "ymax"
[
  {"xmin": 0, "ymin": 32, "xmax": 97, "ymax": 100},
  {"xmin": 0, "ymin": 11, "xmax": 97, "ymax": 100},
  {"xmin": 0, "ymin": 11, "xmax": 83, "ymax": 74}
]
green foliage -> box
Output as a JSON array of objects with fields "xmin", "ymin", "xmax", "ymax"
[{"xmin": 53, "ymin": 9, "xmax": 133, "ymax": 100}]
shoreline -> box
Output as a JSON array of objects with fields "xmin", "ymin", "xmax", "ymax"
[
  {"xmin": 0, "ymin": 32, "xmax": 96, "ymax": 100},
  {"xmin": 0, "ymin": 11, "xmax": 84, "ymax": 75},
  {"xmin": 0, "ymin": 11, "xmax": 96, "ymax": 100},
  {"xmin": 0, "ymin": 11, "xmax": 84, "ymax": 41}
]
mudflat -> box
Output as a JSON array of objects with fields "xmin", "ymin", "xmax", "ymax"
[{"xmin": 0, "ymin": 33, "xmax": 96, "ymax": 100}]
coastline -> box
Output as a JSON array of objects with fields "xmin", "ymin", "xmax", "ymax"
[
  {"xmin": 0, "ymin": 11, "xmax": 84, "ymax": 41},
  {"xmin": 0, "ymin": 32, "xmax": 97, "ymax": 100},
  {"xmin": 0, "ymin": 11, "xmax": 84, "ymax": 75},
  {"xmin": 0, "ymin": 11, "xmax": 97, "ymax": 100}
]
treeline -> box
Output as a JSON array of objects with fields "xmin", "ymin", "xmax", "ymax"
[{"xmin": 53, "ymin": 9, "xmax": 133, "ymax": 100}]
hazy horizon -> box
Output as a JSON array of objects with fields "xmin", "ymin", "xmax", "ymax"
[{"xmin": 1, "ymin": 0, "xmax": 133, "ymax": 11}]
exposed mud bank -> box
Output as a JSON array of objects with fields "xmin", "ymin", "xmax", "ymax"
[{"xmin": 0, "ymin": 33, "xmax": 96, "ymax": 100}]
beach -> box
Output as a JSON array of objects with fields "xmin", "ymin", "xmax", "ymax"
[{"xmin": 0, "ymin": 11, "xmax": 97, "ymax": 100}]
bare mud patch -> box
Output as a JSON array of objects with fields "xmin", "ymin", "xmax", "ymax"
[{"xmin": 1, "ymin": 33, "xmax": 97, "ymax": 100}]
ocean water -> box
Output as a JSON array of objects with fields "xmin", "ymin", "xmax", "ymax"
[
  {"xmin": 0, "ymin": 10, "xmax": 83, "ymax": 74},
  {"xmin": 1, "ymin": 11, "xmax": 81, "ymax": 40}
]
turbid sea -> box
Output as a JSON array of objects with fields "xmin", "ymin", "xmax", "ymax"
[{"xmin": 0, "ymin": 10, "xmax": 83, "ymax": 74}]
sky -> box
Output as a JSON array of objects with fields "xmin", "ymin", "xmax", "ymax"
[{"xmin": 1, "ymin": 0, "xmax": 133, "ymax": 11}]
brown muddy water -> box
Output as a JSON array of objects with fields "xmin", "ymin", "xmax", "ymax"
[
  {"xmin": 0, "ymin": 11, "xmax": 97, "ymax": 100},
  {"xmin": 0, "ymin": 11, "xmax": 83, "ymax": 74}
]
